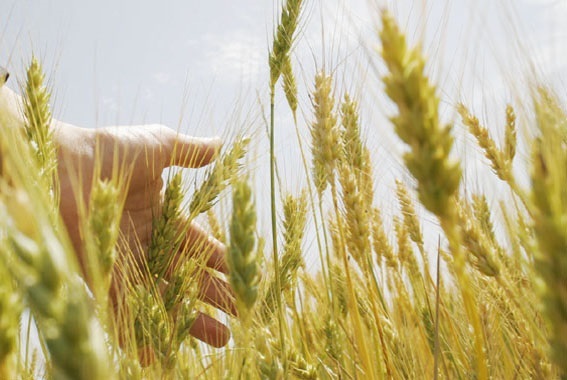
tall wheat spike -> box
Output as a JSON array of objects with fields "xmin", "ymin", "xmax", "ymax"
[
  {"xmin": 311, "ymin": 72, "xmax": 341, "ymax": 196},
  {"xmin": 380, "ymin": 11, "xmax": 488, "ymax": 379},
  {"xmin": 268, "ymin": 3, "xmax": 303, "ymax": 368},
  {"xmin": 339, "ymin": 164, "xmax": 371, "ymax": 267},
  {"xmin": 381, "ymin": 14, "xmax": 461, "ymax": 218},
  {"xmin": 458, "ymin": 104, "xmax": 512, "ymax": 183},
  {"xmin": 22, "ymin": 58, "xmax": 58, "ymax": 202},
  {"xmin": 269, "ymin": 0, "xmax": 303, "ymax": 90},
  {"xmin": 531, "ymin": 88, "xmax": 567, "ymax": 378},
  {"xmin": 228, "ymin": 178, "xmax": 259, "ymax": 319}
]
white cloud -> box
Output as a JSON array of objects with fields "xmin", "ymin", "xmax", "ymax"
[
  {"xmin": 153, "ymin": 71, "xmax": 170, "ymax": 84},
  {"xmin": 521, "ymin": 0, "xmax": 567, "ymax": 6},
  {"xmin": 101, "ymin": 96, "xmax": 118, "ymax": 111},
  {"xmin": 206, "ymin": 32, "xmax": 265, "ymax": 83}
]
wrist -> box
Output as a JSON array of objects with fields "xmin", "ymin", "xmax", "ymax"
[
  {"xmin": 0, "ymin": 86, "xmax": 25, "ymax": 130},
  {"xmin": 54, "ymin": 122, "xmax": 95, "ymax": 163}
]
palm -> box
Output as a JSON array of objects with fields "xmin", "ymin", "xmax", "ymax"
[{"xmin": 57, "ymin": 124, "xmax": 233, "ymax": 349}]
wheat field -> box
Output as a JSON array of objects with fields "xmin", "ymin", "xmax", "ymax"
[{"xmin": 0, "ymin": 2, "xmax": 566, "ymax": 379}]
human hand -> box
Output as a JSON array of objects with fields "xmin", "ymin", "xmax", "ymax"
[{"xmin": 56, "ymin": 123, "xmax": 235, "ymax": 348}]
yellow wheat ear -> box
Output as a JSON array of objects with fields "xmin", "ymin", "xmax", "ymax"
[
  {"xmin": 381, "ymin": 13, "xmax": 461, "ymax": 218},
  {"xmin": 380, "ymin": 11, "xmax": 491, "ymax": 379},
  {"xmin": 310, "ymin": 72, "xmax": 340, "ymax": 196}
]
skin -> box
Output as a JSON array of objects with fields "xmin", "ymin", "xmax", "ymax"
[{"xmin": 1, "ymin": 85, "xmax": 235, "ymax": 350}]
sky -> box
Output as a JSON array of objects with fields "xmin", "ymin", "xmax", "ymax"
[
  {"xmin": 2, "ymin": 0, "xmax": 567, "ymax": 286},
  {"xmin": 2, "ymin": 0, "xmax": 567, "ymax": 265},
  {"xmin": 2, "ymin": 0, "xmax": 564, "ymax": 127}
]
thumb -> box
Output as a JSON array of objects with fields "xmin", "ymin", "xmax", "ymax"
[{"xmin": 167, "ymin": 133, "xmax": 222, "ymax": 168}]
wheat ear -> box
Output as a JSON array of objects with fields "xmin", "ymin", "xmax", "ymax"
[
  {"xmin": 2, "ymin": 189, "xmax": 110, "ymax": 380},
  {"xmin": 87, "ymin": 178, "xmax": 122, "ymax": 295},
  {"xmin": 530, "ymin": 88, "xmax": 567, "ymax": 377},
  {"xmin": 22, "ymin": 57, "xmax": 58, "ymax": 217},
  {"xmin": 189, "ymin": 137, "xmax": 249, "ymax": 216},
  {"xmin": 311, "ymin": 72, "xmax": 341, "ymax": 196},
  {"xmin": 380, "ymin": 11, "xmax": 489, "ymax": 378},
  {"xmin": 262, "ymin": 192, "xmax": 307, "ymax": 319},
  {"xmin": 148, "ymin": 171, "xmax": 184, "ymax": 280},
  {"xmin": 269, "ymin": 0, "xmax": 303, "ymax": 90},
  {"xmin": 228, "ymin": 178, "xmax": 259, "ymax": 319}
]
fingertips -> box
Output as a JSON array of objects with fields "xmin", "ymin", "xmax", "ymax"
[
  {"xmin": 185, "ymin": 221, "xmax": 229, "ymax": 274},
  {"xmin": 189, "ymin": 313, "xmax": 231, "ymax": 348},
  {"xmin": 199, "ymin": 271, "xmax": 238, "ymax": 316},
  {"xmin": 169, "ymin": 133, "xmax": 222, "ymax": 168}
]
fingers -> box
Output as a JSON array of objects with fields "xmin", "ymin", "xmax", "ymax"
[
  {"xmin": 169, "ymin": 220, "xmax": 228, "ymax": 275},
  {"xmin": 137, "ymin": 313, "xmax": 230, "ymax": 365},
  {"xmin": 166, "ymin": 131, "xmax": 221, "ymax": 169},
  {"xmin": 189, "ymin": 313, "xmax": 230, "ymax": 348},
  {"xmin": 198, "ymin": 271, "xmax": 237, "ymax": 316}
]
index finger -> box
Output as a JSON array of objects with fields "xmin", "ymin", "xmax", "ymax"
[
  {"xmin": 166, "ymin": 220, "xmax": 228, "ymax": 277},
  {"xmin": 167, "ymin": 132, "xmax": 222, "ymax": 169}
]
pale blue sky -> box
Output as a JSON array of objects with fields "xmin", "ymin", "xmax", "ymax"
[
  {"xmin": 2, "ymin": 0, "xmax": 565, "ymax": 130},
  {"xmin": 0, "ymin": 0, "xmax": 567, "ymax": 128}
]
